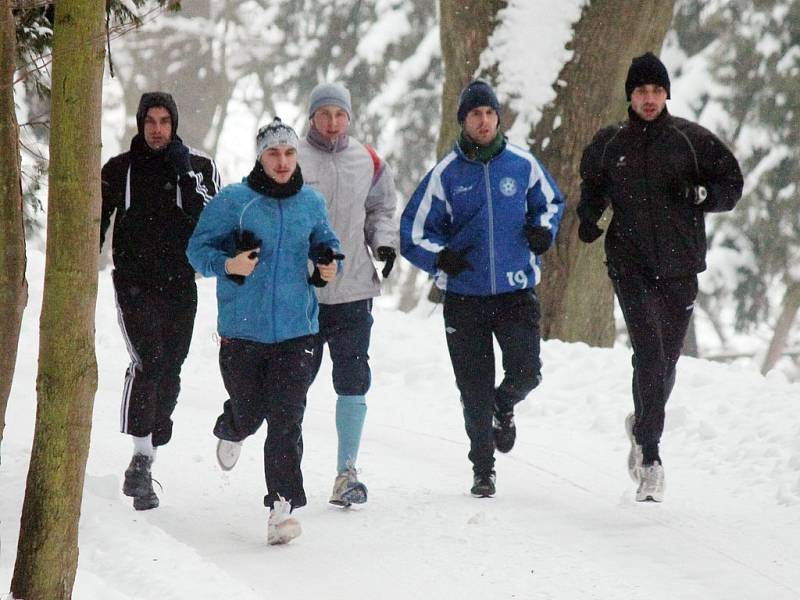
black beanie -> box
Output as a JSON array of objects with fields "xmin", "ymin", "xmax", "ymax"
[
  {"xmin": 624, "ymin": 52, "xmax": 671, "ymax": 101},
  {"xmin": 457, "ymin": 79, "xmax": 501, "ymax": 124},
  {"xmin": 136, "ymin": 92, "xmax": 179, "ymax": 137}
]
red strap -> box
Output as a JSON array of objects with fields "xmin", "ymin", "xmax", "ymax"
[{"xmin": 364, "ymin": 144, "xmax": 382, "ymax": 185}]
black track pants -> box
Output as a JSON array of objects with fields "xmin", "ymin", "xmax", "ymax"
[
  {"xmin": 113, "ymin": 270, "xmax": 197, "ymax": 447},
  {"xmin": 443, "ymin": 289, "xmax": 542, "ymax": 475},
  {"xmin": 613, "ymin": 273, "xmax": 698, "ymax": 449},
  {"xmin": 213, "ymin": 335, "xmax": 316, "ymax": 510}
]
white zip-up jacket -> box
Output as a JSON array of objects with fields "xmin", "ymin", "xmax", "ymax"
[{"xmin": 299, "ymin": 128, "xmax": 398, "ymax": 305}]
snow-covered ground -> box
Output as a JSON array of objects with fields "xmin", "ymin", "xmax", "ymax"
[{"xmin": 2, "ymin": 249, "xmax": 800, "ymax": 599}]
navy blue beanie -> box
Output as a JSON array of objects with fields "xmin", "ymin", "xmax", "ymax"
[{"xmin": 457, "ymin": 80, "xmax": 500, "ymax": 124}]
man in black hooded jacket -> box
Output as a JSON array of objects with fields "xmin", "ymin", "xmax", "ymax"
[
  {"xmin": 101, "ymin": 92, "xmax": 220, "ymax": 510},
  {"xmin": 577, "ymin": 52, "xmax": 742, "ymax": 503}
]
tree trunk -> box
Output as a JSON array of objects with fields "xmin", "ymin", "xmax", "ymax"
[
  {"xmin": 437, "ymin": 0, "xmax": 506, "ymax": 159},
  {"xmin": 0, "ymin": 0, "xmax": 28, "ymax": 460},
  {"xmin": 11, "ymin": 0, "xmax": 105, "ymax": 598},
  {"xmin": 761, "ymin": 280, "xmax": 800, "ymax": 375},
  {"xmin": 530, "ymin": 0, "xmax": 676, "ymax": 345}
]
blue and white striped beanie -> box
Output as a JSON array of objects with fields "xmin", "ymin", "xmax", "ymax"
[{"xmin": 255, "ymin": 117, "xmax": 299, "ymax": 158}]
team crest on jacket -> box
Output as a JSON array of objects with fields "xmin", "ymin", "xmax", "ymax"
[{"xmin": 499, "ymin": 177, "xmax": 517, "ymax": 197}]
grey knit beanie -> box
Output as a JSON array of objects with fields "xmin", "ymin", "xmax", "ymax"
[
  {"xmin": 308, "ymin": 82, "xmax": 352, "ymax": 120},
  {"xmin": 255, "ymin": 117, "xmax": 299, "ymax": 158}
]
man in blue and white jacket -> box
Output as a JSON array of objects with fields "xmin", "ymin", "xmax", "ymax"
[{"xmin": 401, "ymin": 80, "xmax": 564, "ymax": 498}]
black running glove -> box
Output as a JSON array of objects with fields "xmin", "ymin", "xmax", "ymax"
[
  {"xmin": 165, "ymin": 140, "xmax": 192, "ymax": 177},
  {"xmin": 578, "ymin": 221, "xmax": 603, "ymax": 244},
  {"xmin": 436, "ymin": 247, "xmax": 473, "ymax": 277},
  {"xmin": 309, "ymin": 246, "xmax": 345, "ymax": 288},
  {"xmin": 523, "ymin": 224, "xmax": 553, "ymax": 255},
  {"xmin": 684, "ymin": 185, "xmax": 708, "ymax": 206},
  {"xmin": 228, "ymin": 230, "xmax": 261, "ymax": 285},
  {"xmin": 376, "ymin": 246, "xmax": 396, "ymax": 278}
]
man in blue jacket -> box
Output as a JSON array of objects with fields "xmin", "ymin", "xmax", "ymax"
[
  {"xmin": 187, "ymin": 118, "xmax": 340, "ymax": 544},
  {"xmin": 401, "ymin": 80, "xmax": 564, "ymax": 497}
]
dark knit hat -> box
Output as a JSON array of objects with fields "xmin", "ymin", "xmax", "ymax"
[
  {"xmin": 457, "ymin": 79, "xmax": 500, "ymax": 124},
  {"xmin": 625, "ymin": 52, "xmax": 671, "ymax": 101},
  {"xmin": 136, "ymin": 92, "xmax": 179, "ymax": 137},
  {"xmin": 255, "ymin": 117, "xmax": 299, "ymax": 158}
]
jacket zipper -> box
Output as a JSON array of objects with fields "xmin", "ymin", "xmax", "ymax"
[
  {"xmin": 483, "ymin": 162, "xmax": 497, "ymax": 294},
  {"xmin": 272, "ymin": 200, "xmax": 284, "ymax": 340}
]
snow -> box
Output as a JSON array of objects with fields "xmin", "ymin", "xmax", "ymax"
[
  {"xmin": 3, "ymin": 249, "xmax": 800, "ymax": 599},
  {"xmin": 482, "ymin": 0, "xmax": 587, "ymax": 144}
]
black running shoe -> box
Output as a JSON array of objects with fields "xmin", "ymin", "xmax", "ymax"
[
  {"xmin": 123, "ymin": 454, "xmax": 159, "ymax": 510},
  {"xmin": 470, "ymin": 472, "xmax": 496, "ymax": 498},
  {"xmin": 493, "ymin": 410, "xmax": 516, "ymax": 453}
]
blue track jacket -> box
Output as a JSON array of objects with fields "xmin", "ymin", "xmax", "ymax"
[
  {"xmin": 187, "ymin": 180, "xmax": 340, "ymax": 344},
  {"xmin": 401, "ymin": 142, "xmax": 564, "ymax": 296}
]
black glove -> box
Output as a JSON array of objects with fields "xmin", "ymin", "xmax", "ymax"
[
  {"xmin": 578, "ymin": 221, "xmax": 603, "ymax": 244},
  {"xmin": 436, "ymin": 247, "xmax": 473, "ymax": 277},
  {"xmin": 685, "ymin": 185, "xmax": 708, "ymax": 206},
  {"xmin": 228, "ymin": 230, "xmax": 262, "ymax": 285},
  {"xmin": 523, "ymin": 225, "xmax": 552, "ymax": 255},
  {"xmin": 313, "ymin": 246, "xmax": 345, "ymax": 265},
  {"xmin": 308, "ymin": 246, "xmax": 345, "ymax": 287},
  {"xmin": 376, "ymin": 246, "xmax": 396, "ymax": 278},
  {"xmin": 309, "ymin": 267, "xmax": 327, "ymax": 288},
  {"xmin": 165, "ymin": 139, "xmax": 192, "ymax": 177}
]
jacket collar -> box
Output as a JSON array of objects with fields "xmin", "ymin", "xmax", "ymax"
[
  {"xmin": 306, "ymin": 124, "xmax": 350, "ymax": 153},
  {"xmin": 627, "ymin": 105, "xmax": 671, "ymax": 134}
]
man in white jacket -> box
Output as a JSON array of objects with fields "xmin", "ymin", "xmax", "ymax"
[{"xmin": 299, "ymin": 82, "xmax": 398, "ymax": 507}]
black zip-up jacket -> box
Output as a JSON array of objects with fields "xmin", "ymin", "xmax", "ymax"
[
  {"xmin": 101, "ymin": 134, "xmax": 221, "ymax": 288},
  {"xmin": 578, "ymin": 107, "xmax": 743, "ymax": 279}
]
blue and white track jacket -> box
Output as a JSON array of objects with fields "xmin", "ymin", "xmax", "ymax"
[{"xmin": 400, "ymin": 141, "xmax": 564, "ymax": 296}]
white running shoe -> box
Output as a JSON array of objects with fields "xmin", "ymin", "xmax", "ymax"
[
  {"xmin": 636, "ymin": 461, "xmax": 665, "ymax": 502},
  {"xmin": 267, "ymin": 498, "xmax": 302, "ymax": 545},
  {"xmin": 216, "ymin": 439, "xmax": 242, "ymax": 471},
  {"xmin": 329, "ymin": 468, "xmax": 368, "ymax": 507},
  {"xmin": 625, "ymin": 412, "xmax": 643, "ymax": 483}
]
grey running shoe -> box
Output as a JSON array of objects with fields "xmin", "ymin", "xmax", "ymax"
[
  {"xmin": 123, "ymin": 454, "xmax": 159, "ymax": 510},
  {"xmin": 636, "ymin": 461, "xmax": 665, "ymax": 502},
  {"xmin": 268, "ymin": 498, "xmax": 301, "ymax": 545},
  {"xmin": 329, "ymin": 468, "xmax": 368, "ymax": 507},
  {"xmin": 625, "ymin": 412, "xmax": 643, "ymax": 483},
  {"xmin": 216, "ymin": 439, "xmax": 243, "ymax": 471}
]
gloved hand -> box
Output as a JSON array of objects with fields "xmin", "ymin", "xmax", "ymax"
[
  {"xmin": 685, "ymin": 185, "xmax": 708, "ymax": 206},
  {"xmin": 436, "ymin": 247, "xmax": 473, "ymax": 277},
  {"xmin": 314, "ymin": 246, "xmax": 345, "ymax": 265},
  {"xmin": 376, "ymin": 246, "xmax": 396, "ymax": 278},
  {"xmin": 165, "ymin": 139, "xmax": 192, "ymax": 177},
  {"xmin": 578, "ymin": 221, "xmax": 603, "ymax": 244},
  {"xmin": 227, "ymin": 230, "xmax": 262, "ymax": 285},
  {"xmin": 523, "ymin": 224, "xmax": 552, "ymax": 255},
  {"xmin": 309, "ymin": 246, "xmax": 345, "ymax": 287}
]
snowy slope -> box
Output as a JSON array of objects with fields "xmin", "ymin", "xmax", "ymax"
[{"xmin": 2, "ymin": 249, "xmax": 800, "ymax": 599}]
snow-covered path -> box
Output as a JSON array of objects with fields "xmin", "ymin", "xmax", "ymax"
[{"xmin": 2, "ymin": 252, "xmax": 799, "ymax": 599}]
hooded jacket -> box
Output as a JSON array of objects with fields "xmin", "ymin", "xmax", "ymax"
[
  {"xmin": 101, "ymin": 95, "xmax": 220, "ymax": 288},
  {"xmin": 298, "ymin": 128, "xmax": 398, "ymax": 305},
  {"xmin": 186, "ymin": 179, "xmax": 340, "ymax": 344},
  {"xmin": 578, "ymin": 107, "xmax": 743, "ymax": 279}
]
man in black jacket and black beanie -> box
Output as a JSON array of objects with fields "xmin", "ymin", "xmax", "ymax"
[
  {"xmin": 101, "ymin": 92, "xmax": 220, "ymax": 510},
  {"xmin": 577, "ymin": 52, "xmax": 743, "ymax": 503}
]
